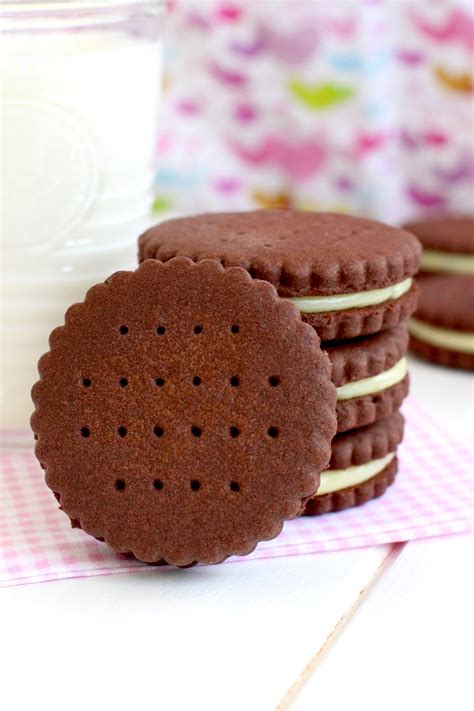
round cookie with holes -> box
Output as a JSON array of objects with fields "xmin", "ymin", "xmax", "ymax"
[
  {"xmin": 304, "ymin": 411, "xmax": 404, "ymax": 515},
  {"xmin": 408, "ymin": 275, "xmax": 474, "ymax": 371},
  {"xmin": 403, "ymin": 216, "xmax": 474, "ymax": 275},
  {"xmin": 139, "ymin": 210, "xmax": 421, "ymax": 341},
  {"xmin": 31, "ymin": 257, "xmax": 336, "ymax": 566},
  {"xmin": 324, "ymin": 323, "xmax": 409, "ymax": 432}
]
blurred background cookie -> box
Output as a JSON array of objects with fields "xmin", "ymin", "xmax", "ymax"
[
  {"xmin": 408, "ymin": 274, "xmax": 474, "ymax": 370},
  {"xmin": 404, "ymin": 216, "xmax": 474, "ymax": 275}
]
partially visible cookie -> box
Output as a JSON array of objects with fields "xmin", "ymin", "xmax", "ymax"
[
  {"xmin": 408, "ymin": 275, "xmax": 474, "ymax": 370},
  {"xmin": 139, "ymin": 210, "xmax": 421, "ymax": 340},
  {"xmin": 304, "ymin": 412, "xmax": 403, "ymax": 515},
  {"xmin": 31, "ymin": 258, "xmax": 336, "ymax": 566},
  {"xmin": 404, "ymin": 216, "xmax": 474, "ymax": 275},
  {"xmin": 324, "ymin": 324, "xmax": 409, "ymax": 432}
]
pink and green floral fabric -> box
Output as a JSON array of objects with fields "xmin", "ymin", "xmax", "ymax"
[{"xmin": 155, "ymin": 1, "xmax": 473, "ymax": 222}]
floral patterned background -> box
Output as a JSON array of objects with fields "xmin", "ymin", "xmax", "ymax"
[{"xmin": 154, "ymin": 0, "xmax": 474, "ymax": 224}]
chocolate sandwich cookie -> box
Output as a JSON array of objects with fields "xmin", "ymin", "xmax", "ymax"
[
  {"xmin": 324, "ymin": 323, "xmax": 409, "ymax": 432},
  {"xmin": 404, "ymin": 216, "xmax": 474, "ymax": 275},
  {"xmin": 31, "ymin": 258, "xmax": 336, "ymax": 566},
  {"xmin": 304, "ymin": 411, "xmax": 404, "ymax": 515},
  {"xmin": 408, "ymin": 275, "xmax": 474, "ymax": 370},
  {"xmin": 139, "ymin": 210, "xmax": 421, "ymax": 341}
]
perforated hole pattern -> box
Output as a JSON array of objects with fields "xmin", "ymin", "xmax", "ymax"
[
  {"xmin": 77, "ymin": 323, "xmax": 282, "ymax": 496},
  {"xmin": 79, "ymin": 362, "xmax": 279, "ymax": 443},
  {"xmin": 114, "ymin": 477, "xmax": 240, "ymax": 493}
]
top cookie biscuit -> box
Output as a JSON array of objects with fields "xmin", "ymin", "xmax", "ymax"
[{"xmin": 139, "ymin": 210, "xmax": 421, "ymax": 297}]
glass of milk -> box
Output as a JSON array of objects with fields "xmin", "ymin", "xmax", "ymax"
[{"xmin": 0, "ymin": 1, "xmax": 163, "ymax": 442}]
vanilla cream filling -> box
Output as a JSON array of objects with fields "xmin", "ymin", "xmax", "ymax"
[
  {"xmin": 408, "ymin": 319, "xmax": 474, "ymax": 354},
  {"xmin": 287, "ymin": 278, "xmax": 412, "ymax": 313},
  {"xmin": 336, "ymin": 357, "xmax": 408, "ymax": 401},
  {"xmin": 421, "ymin": 249, "xmax": 474, "ymax": 275},
  {"xmin": 316, "ymin": 452, "xmax": 395, "ymax": 496}
]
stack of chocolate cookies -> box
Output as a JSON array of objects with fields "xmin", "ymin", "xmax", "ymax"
[
  {"xmin": 31, "ymin": 210, "xmax": 421, "ymax": 566},
  {"xmin": 138, "ymin": 210, "xmax": 421, "ymax": 515},
  {"xmin": 403, "ymin": 217, "xmax": 474, "ymax": 371}
]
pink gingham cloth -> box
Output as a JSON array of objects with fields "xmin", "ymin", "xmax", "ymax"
[{"xmin": 1, "ymin": 398, "xmax": 472, "ymax": 587}]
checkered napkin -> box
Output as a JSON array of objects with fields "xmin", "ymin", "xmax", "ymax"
[{"xmin": 1, "ymin": 398, "xmax": 472, "ymax": 587}]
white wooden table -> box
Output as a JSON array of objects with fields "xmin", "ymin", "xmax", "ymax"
[{"xmin": 1, "ymin": 357, "xmax": 473, "ymax": 711}]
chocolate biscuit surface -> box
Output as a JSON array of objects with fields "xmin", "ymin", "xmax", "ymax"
[{"xmin": 31, "ymin": 258, "xmax": 336, "ymax": 566}]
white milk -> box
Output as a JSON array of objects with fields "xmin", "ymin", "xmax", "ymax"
[{"xmin": 1, "ymin": 21, "xmax": 162, "ymax": 435}]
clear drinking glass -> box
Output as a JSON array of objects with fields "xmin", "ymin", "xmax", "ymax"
[{"xmin": 0, "ymin": 1, "xmax": 163, "ymax": 442}]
